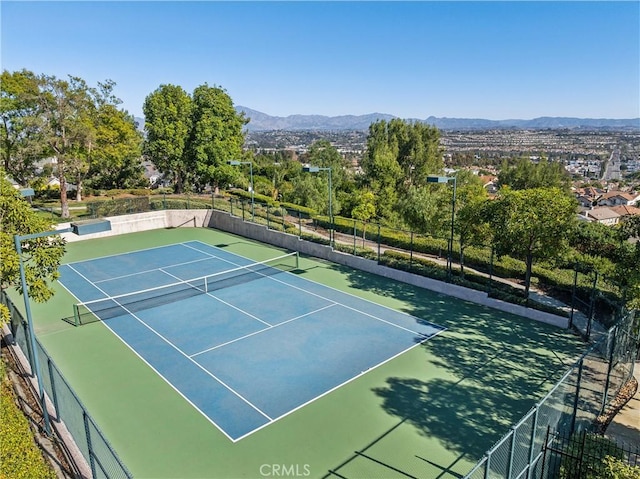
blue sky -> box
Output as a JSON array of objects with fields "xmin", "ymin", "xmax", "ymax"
[{"xmin": 2, "ymin": 1, "xmax": 638, "ymax": 120}]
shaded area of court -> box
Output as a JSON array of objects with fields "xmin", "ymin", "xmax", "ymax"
[{"xmin": 24, "ymin": 228, "xmax": 586, "ymax": 479}]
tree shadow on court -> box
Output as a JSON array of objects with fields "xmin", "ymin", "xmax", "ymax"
[{"xmin": 324, "ymin": 262, "xmax": 586, "ymax": 474}]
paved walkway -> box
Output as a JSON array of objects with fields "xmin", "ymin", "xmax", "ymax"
[{"xmin": 605, "ymin": 362, "xmax": 640, "ymax": 449}]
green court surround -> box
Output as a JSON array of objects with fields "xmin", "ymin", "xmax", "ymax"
[{"xmin": 24, "ymin": 227, "xmax": 585, "ymax": 479}]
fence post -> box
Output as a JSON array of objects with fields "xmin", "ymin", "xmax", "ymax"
[
  {"xmin": 353, "ymin": 220, "xmax": 358, "ymax": 256},
  {"xmin": 377, "ymin": 224, "xmax": 381, "ymax": 262},
  {"xmin": 267, "ymin": 206, "xmax": 270, "ymax": 229},
  {"xmin": 527, "ymin": 405, "xmax": 540, "ymax": 479},
  {"xmin": 602, "ymin": 326, "xmax": 617, "ymax": 413},
  {"xmin": 507, "ymin": 427, "xmax": 517, "ymax": 479},
  {"xmin": 298, "ymin": 211, "xmax": 302, "ymax": 237},
  {"xmin": 484, "ymin": 450, "xmax": 491, "ymax": 479},
  {"xmin": 83, "ymin": 411, "xmax": 98, "ymax": 478},
  {"xmin": 242, "ymin": 200, "xmax": 245, "ymax": 221},
  {"xmin": 20, "ymin": 319, "xmax": 35, "ymax": 376},
  {"xmin": 586, "ymin": 271, "xmax": 599, "ymax": 341},
  {"xmin": 47, "ymin": 358, "xmax": 60, "ymax": 419},
  {"xmin": 570, "ymin": 358, "xmax": 584, "ymax": 434},
  {"xmin": 569, "ymin": 266, "xmax": 578, "ymax": 330},
  {"xmin": 410, "ymin": 232, "xmax": 414, "ymax": 269}
]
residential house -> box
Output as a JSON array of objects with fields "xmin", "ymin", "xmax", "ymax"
[
  {"xmin": 610, "ymin": 204, "xmax": 640, "ymax": 219},
  {"xmin": 583, "ymin": 207, "xmax": 621, "ymax": 226},
  {"xmin": 599, "ymin": 191, "xmax": 640, "ymax": 207}
]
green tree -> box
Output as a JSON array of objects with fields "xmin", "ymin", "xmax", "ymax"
[
  {"xmin": 188, "ymin": 84, "xmax": 248, "ymax": 192},
  {"xmin": 37, "ymin": 74, "xmax": 96, "ymax": 217},
  {"xmin": 452, "ymin": 171, "xmax": 490, "ymax": 275},
  {"xmin": 482, "ymin": 187, "xmax": 577, "ymax": 297},
  {"xmin": 397, "ymin": 184, "xmax": 448, "ymax": 234},
  {"xmin": 254, "ymin": 152, "xmax": 296, "ymax": 200},
  {"xmin": 498, "ymin": 157, "xmax": 571, "ymax": 192},
  {"xmin": 143, "ymin": 84, "xmax": 193, "ymax": 193},
  {"xmin": 0, "ymin": 69, "xmax": 48, "ymax": 185},
  {"xmin": 352, "ymin": 190, "xmax": 376, "ymax": 247},
  {"xmin": 0, "ymin": 172, "xmax": 65, "ymax": 324},
  {"xmin": 86, "ymin": 102, "xmax": 144, "ymax": 191},
  {"xmin": 361, "ymin": 119, "xmax": 442, "ymax": 223},
  {"xmin": 297, "ymin": 140, "xmax": 350, "ymax": 216},
  {"xmin": 615, "ymin": 216, "xmax": 640, "ymax": 309},
  {"xmin": 361, "ymin": 128, "xmax": 403, "ymax": 222}
]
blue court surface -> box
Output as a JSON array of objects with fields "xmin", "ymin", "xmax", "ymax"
[{"xmin": 58, "ymin": 241, "xmax": 445, "ymax": 441}]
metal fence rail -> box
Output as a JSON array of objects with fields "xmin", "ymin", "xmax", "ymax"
[
  {"xmin": 2, "ymin": 289, "xmax": 132, "ymax": 479},
  {"xmin": 541, "ymin": 428, "xmax": 640, "ymax": 478},
  {"xmin": 464, "ymin": 311, "xmax": 638, "ymax": 479}
]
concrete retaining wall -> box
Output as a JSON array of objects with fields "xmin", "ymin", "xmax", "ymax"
[
  {"xmin": 58, "ymin": 210, "xmax": 211, "ymax": 242},
  {"xmin": 209, "ymin": 210, "xmax": 569, "ymax": 329}
]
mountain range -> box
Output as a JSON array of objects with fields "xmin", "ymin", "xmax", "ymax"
[
  {"xmin": 235, "ymin": 106, "xmax": 639, "ymax": 131},
  {"xmin": 134, "ymin": 108, "xmax": 640, "ymax": 132}
]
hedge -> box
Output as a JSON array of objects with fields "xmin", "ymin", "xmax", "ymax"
[{"xmin": 0, "ymin": 360, "xmax": 56, "ymax": 479}]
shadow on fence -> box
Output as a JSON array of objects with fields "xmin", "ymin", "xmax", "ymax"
[{"xmin": 463, "ymin": 311, "xmax": 638, "ymax": 479}]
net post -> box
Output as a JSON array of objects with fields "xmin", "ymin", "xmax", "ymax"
[
  {"xmin": 295, "ymin": 251, "xmax": 300, "ymax": 270},
  {"xmin": 73, "ymin": 303, "xmax": 80, "ymax": 326}
]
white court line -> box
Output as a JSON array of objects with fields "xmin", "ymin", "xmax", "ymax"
[
  {"xmin": 159, "ymin": 269, "xmax": 273, "ymax": 328},
  {"xmin": 62, "ymin": 240, "xmax": 447, "ymax": 441},
  {"xmin": 66, "ymin": 264, "xmax": 273, "ymax": 424},
  {"xmin": 64, "ymin": 241, "xmax": 206, "ymax": 266},
  {"xmin": 94, "ymin": 255, "xmax": 221, "ymax": 284},
  {"xmin": 189, "ymin": 303, "xmax": 338, "ymax": 358},
  {"xmin": 230, "ymin": 325, "xmax": 448, "ymax": 443},
  {"xmin": 188, "ymin": 241, "xmax": 444, "ymax": 334}
]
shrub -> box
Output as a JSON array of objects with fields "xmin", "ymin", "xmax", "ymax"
[{"xmin": 0, "ymin": 360, "xmax": 57, "ymax": 479}]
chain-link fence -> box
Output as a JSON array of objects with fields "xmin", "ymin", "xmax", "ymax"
[
  {"xmin": 464, "ymin": 310, "xmax": 639, "ymax": 479},
  {"xmin": 2, "ymin": 289, "xmax": 132, "ymax": 479}
]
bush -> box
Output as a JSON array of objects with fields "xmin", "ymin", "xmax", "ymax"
[
  {"xmin": 0, "ymin": 360, "xmax": 57, "ymax": 479},
  {"xmin": 559, "ymin": 434, "xmax": 630, "ymax": 479},
  {"xmin": 279, "ymin": 202, "xmax": 315, "ymax": 217}
]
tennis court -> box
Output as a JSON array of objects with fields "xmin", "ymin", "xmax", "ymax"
[
  {"xmin": 22, "ymin": 227, "xmax": 586, "ymax": 478},
  {"xmin": 57, "ymin": 240, "xmax": 444, "ymax": 441}
]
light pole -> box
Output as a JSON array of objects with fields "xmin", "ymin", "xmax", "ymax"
[
  {"xmin": 14, "ymin": 219, "xmax": 111, "ymax": 435},
  {"xmin": 427, "ymin": 175, "xmax": 457, "ymax": 281},
  {"xmin": 228, "ymin": 160, "xmax": 254, "ymax": 220},
  {"xmin": 303, "ymin": 165, "xmax": 333, "ymax": 247}
]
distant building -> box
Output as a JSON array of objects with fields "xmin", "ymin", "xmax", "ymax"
[
  {"xmin": 610, "ymin": 204, "xmax": 640, "ymax": 218},
  {"xmin": 583, "ymin": 207, "xmax": 620, "ymax": 226}
]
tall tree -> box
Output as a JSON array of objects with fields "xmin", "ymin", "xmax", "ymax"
[
  {"xmin": 452, "ymin": 171, "xmax": 490, "ymax": 274},
  {"xmin": 37, "ymin": 75, "xmax": 96, "ymax": 217},
  {"xmin": 0, "ymin": 172, "xmax": 65, "ymax": 324},
  {"xmin": 188, "ymin": 84, "xmax": 247, "ymax": 192},
  {"xmin": 143, "ymin": 84, "xmax": 193, "ymax": 193},
  {"xmin": 86, "ymin": 103, "xmax": 144, "ymax": 190},
  {"xmin": 361, "ymin": 119, "xmax": 442, "ymax": 223},
  {"xmin": 482, "ymin": 187, "xmax": 577, "ymax": 297},
  {"xmin": 1, "ymin": 69, "xmax": 48, "ymax": 185}
]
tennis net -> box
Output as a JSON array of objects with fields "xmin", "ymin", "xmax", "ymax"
[{"xmin": 71, "ymin": 252, "xmax": 299, "ymax": 326}]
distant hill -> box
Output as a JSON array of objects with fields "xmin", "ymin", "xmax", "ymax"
[
  {"xmin": 235, "ymin": 106, "xmax": 640, "ymax": 131},
  {"xmin": 236, "ymin": 107, "xmax": 396, "ymax": 131},
  {"xmin": 135, "ymin": 108, "xmax": 639, "ymax": 132}
]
